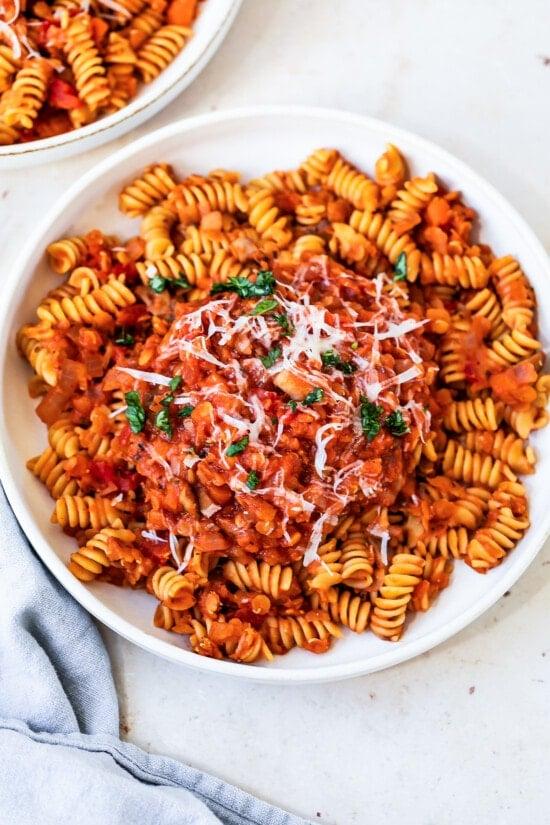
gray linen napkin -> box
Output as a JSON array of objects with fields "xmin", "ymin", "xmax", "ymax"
[{"xmin": 0, "ymin": 486, "xmax": 308, "ymax": 825}]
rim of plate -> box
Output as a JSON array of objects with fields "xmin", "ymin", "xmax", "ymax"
[
  {"xmin": 2, "ymin": 105, "xmax": 550, "ymax": 683},
  {"xmin": 0, "ymin": 0, "xmax": 242, "ymax": 160}
]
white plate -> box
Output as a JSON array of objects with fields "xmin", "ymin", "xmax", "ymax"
[
  {"xmin": 1, "ymin": 106, "xmax": 549, "ymax": 683},
  {"xmin": 0, "ymin": 0, "xmax": 241, "ymax": 169}
]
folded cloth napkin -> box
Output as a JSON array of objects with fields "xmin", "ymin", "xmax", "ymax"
[{"xmin": 0, "ymin": 487, "xmax": 308, "ymax": 825}]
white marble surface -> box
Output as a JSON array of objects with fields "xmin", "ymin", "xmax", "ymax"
[{"xmin": 2, "ymin": 1, "xmax": 550, "ymax": 823}]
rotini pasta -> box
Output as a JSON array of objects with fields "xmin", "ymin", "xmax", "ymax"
[
  {"xmin": 0, "ymin": 0, "xmax": 203, "ymax": 144},
  {"xmin": 19, "ymin": 146, "xmax": 547, "ymax": 664}
]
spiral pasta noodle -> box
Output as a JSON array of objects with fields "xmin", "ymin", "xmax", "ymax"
[
  {"xmin": 136, "ymin": 25, "xmax": 191, "ymax": 83},
  {"xmin": 348, "ymin": 210, "xmax": 421, "ymax": 280},
  {"xmin": 223, "ymin": 560, "xmax": 293, "ymax": 600},
  {"xmin": 263, "ymin": 615, "xmax": 341, "ymax": 655},
  {"xmin": 47, "ymin": 237, "xmax": 88, "ymax": 275},
  {"xmin": 140, "ymin": 204, "xmax": 177, "ymax": 259},
  {"xmin": 2, "ymin": 59, "xmax": 53, "ymax": 130},
  {"xmin": 52, "ymin": 495, "xmax": 126, "ymax": 531},
  {"xmin": 326, "ymin": 155, "xmax": 379, "ymax": 211},
  {"xmin": 0, "ymin": 45, "xmax": 20, "ymax": 93},
  {"xmin": 420, "ymin": 253, "xmax": 489, "ymax": 289},
  {"xmin": 27, "ymin": 447, "xmax": 78, "ymax": 499},
  {"xmin": 119, "ymin": 164, "xmax": 178, "ymax": 217},
  {"xmin": 467, "ymin": 482, "xmax": 529, "ymax": 572},
  {"xmin": 389, "ymin": 173, "xmax": 438, "ymax": 227},
  {"xmin": 443, "ymin": 398, "xmax": 503, "ymax": 432},
  {"xmin": 490, "ymin": 256, "xmax": 535, "ymax": 331},
  {"xmin": 37, "ymin": 277, "xmax": 135, "ymax": 328},
  {"xmin": 442, "ymin": 440, "xmax": 514, "ymax": 488},
  {"xmin": 69, "ymin": 528, "xmax": 136, "ymax": 582},
  {"xmin": 64, "ymin": 15, "xmax": 111, "ymax": 111},
  {"xmin": 48, "ymin": 418, "xmax": 81, "ymax": 458},
  {"xmin": 370, "ymin": 554, "xmax": 425, "ymax": 641}
]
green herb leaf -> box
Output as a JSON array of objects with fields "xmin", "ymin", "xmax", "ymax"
[
  {"xmin": 253, "ymin": 270, "xmax": 276, "ymax": 295},
  {"xmin": 115, "ymin": 328, "xmax": 134, "ymax": 346},
  {"xmin": 172, "ymin": 276, "xmax": 191, "ymax": 290},
  {"xmin": 250, "ymin": 298, "xmax": 279, "ymax": 316},
  {"xmin": 320, "ymin": 350, "xmax": 339, "ymax": 368},
  {"xmin": 321, "ymin": 349, "xmax": 357, "ymax": 375},
  {"xmin": 226, "ymin": 436, "xmax": 249, "ymax": 457},
  {"xmin": 210, "ymin": 270, "xmax": 275, "ymax": 298},
  {"xmin": 178, "ymin": 404, "xmax": 194, "ymax": 418},
  {"xmin": 149, "ymin": 274, "xmax": 191, "ymax": 293},
  {"xmin": 162, "ymin": 394, "xmax": 174, "ymax": 407},
  {"xmin": 154, "ymin": 408, "xmax": 172, "ymax": 438},
  {"xmin": 271, "ymin": 416, "xmax": 278, "ymax": 425},
  {"xmin": 169, "ymin": 375, "xmax": 182, "ymax": 392},
  {"xmin": 287, "ymin": 400, "xmax": 298, "ymax": 412},
  {"xmin": 393, "ymin": 252, "xmax": 407, "ymax": 282},
  {"xmin": 260, "ymin": 347, "xmax": 281, "ymax": 368},
  {"xmin": 385, "ymin": 409, "xmax": 409, "ymax": 436},
  {"xmin": 360, "ymin": 396, "xmax": 383, "ymax": 441},
  {"xmin": 246, "ymin": 470, "xmax": 260, "ymax": 490},
  {"xmin": 274, "ymin": 313, "xmax": 293, "ymax": 335},
  {"xmin": 339, "ymin": 361, "xmax": 357, "ymax": 375},
  {"xmin": 303, "ymin": 388, "xmax": 324, "ymax": 406},
  {"xmin": 124, "ymin": 391, "xmax": 146, "ymax": 434},
  {"xmin": 149, "ymin": 274, "xmax": 168, "ymax": 293}
]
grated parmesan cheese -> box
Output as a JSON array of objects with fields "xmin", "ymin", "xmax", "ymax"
[
  {"xmin": 117, "ymin": 366, "xmax": 172, "ymax": 386},
  {"xmin": 0, "ymin": 21, "xmax": 21, "ymax": 58},
  {"xmin": 303, "ymin": 512, "xmax": 338, "ymax": 567},
  {"xmin": 141, "ymin": 530, "xmax": 167, "ymax": 543}
]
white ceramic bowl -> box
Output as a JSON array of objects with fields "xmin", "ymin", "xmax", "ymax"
[
  {"xmin": 2, "ymin": 106, "xmax": 549, "ymax": 683},
  {"xmin": 0, "ymin": 0, "xmax": 241, "ymax": 169}
]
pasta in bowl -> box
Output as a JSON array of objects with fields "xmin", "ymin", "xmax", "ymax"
[
  {"xmin": 2, "ymin": 108, "xmax": 550, "ymax": 680},
  {"xmin": 0, "ymin": 0, "xmax": 241, "ymax": 166}
]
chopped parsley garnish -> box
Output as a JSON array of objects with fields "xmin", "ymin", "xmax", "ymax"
[
  {"xmin": 149, "ymin": 274, "xmax": 191, "ymax": 293},
  {"xmin": 162, "ymin": 394, "xmax": 174, "ymax": 407},
  {"xmin": 260, "ymin": 347, "xmax": 281, "ymax": 368},
  {"xmin": 321, "ymin": 349, "xmax": 357, "ymax": 375},
  {"xmin": 210, "ymin": 270, "xmax": 275, "ymax": 298},
  {"xmin": 393, "ymin": 252, "xmax": 407, "ymax": 282},
  {"xmin": 385, "ymin": 409, "xmax": 409, "ymax": 436},
  {"xmin": 360, "ymin": 397, "xmax": 383, "ymax": 441},
  {"xmin": 274, "ymin": 313, "xmax": 293, "ymax": 335},
  {"xmin": 124, "ymin": 391, "xmax": 146, "ymax": 434},
  {"xmin": 226, "ymin": 436, "xmax": 249, "ymax": 457},
  {"xmin": 303, "ymin": 388, "xmax": 324, "ymax": 406},
  {"xmin": 287, "ymin": 400, "xmax": 298, "ymax": 412},
  {"xmin": 115, "ymin": 328, "xmax": 134, "ymax": 346},
  {"xmin": 178, "ymin": 404, "xmax": 194, "ymax": 418},
  {"xmin": 250, "ymin": 297, "xmax": 279, "ymax": 316},
  {"xmin": 246, "ymin": 470, "xmax": 260, "ymax": 490},
  {"xmin": 169, "ymin": 375, "xmax": 182, "ymax": 392},
  {"xmin": 154, "ymin": 408, "xmax": 172, "ymax": 438},
  {"xmin": 149, "ymin": 274, "xmax": 167, "ymax": 293}
]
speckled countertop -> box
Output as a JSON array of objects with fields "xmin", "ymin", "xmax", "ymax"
[{"xmin": 2, "ymin": 2, "xmax": 549, "ymax": 823}]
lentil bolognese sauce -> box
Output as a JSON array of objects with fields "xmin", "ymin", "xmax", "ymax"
[{"xmin": 18, "ymin": 146, "xmax": 547, "ymax": 663}]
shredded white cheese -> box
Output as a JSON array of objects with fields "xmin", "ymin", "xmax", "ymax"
[
  {"xmin": 117, "ymin": 366, "xmax": 172, "ymax": 386},
  {"xmin": 141, "ymin": 530, "xmax": 167, "ymax": 543},
  {"xmin": 313, "ymin": 421, "xmax": 345, "ymax": 478},
  {"xmin": 303, "ymin": 512, "xmax": 337, "ymax": 567},
  {"xmin": 177, "ymin": 537, "xmax": 195, "ymax": 573},
  {"xmin": 109, "ymin": 404, "xmax": 127, "ymax": 419},
  {"xmin": 0, "ymin": 21, "xmax": 21, "ymax": 58}
]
